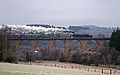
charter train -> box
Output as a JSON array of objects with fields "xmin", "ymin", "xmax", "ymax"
[
  {"xmin": 11, "ymin": 31, "xmax": 92, "ymax": 39},
  {"xmin": 1, "ymin": 24, "xmax": 92, "ymax": 39}
]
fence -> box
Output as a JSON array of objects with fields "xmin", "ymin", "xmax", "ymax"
[
  {"xmin": 1, "ymin": 62, "xmax": 120, "ymax": 75},
  {"xmin": 24, "ymin": 62, "xmax": 120, "ymax": 75}
]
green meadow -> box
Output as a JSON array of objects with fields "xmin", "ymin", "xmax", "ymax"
[{"xmin": 0, "ymin": 63, "xmax": 107, "ymax": 75}]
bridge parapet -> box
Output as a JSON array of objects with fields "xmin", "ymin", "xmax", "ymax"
[{"xmin": 9, "ymin": 37, "xmax": 110, "ymax": 40}]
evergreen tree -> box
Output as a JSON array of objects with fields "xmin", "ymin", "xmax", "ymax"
[
  {"xmin": 109, "ymin": 30, "xmax": 115, "ymax": 48},
  {"xmin": 115, "ymin": 29, "xmax": 120, "ymax": 50},
  {"xmin": 109, "ymin": 28, "xmax": 120, "ymax": 51}
]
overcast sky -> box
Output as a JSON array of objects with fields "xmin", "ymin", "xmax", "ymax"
[{"xmin": 0, "ymin": 0, "xmax": 120, "ymax": 27}]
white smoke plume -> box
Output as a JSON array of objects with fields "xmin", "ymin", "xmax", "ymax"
[{"xmin": 0, "ymin": 24, "xmax": 72, "ymax": 34}]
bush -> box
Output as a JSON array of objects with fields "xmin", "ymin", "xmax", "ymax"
[
  {"xmin": 0, "ymin": 57, "xmax": 3, "ymax": 61},
  {"xmin": 4, "ymin": 56, "xmax": 16, "ymax": 63},
  {"xmin": 94, "ymin": 60, "xmax": 101, "ymax": 66}
]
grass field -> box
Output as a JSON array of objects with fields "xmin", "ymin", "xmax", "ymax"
[{"xmin": 0, "ymin": 63, "xmax": 107, "ymax": 75}]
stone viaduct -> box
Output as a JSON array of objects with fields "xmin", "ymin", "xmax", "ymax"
[{"xmin": 8, "ymin": 38, "xmax": 110, "ymax": 53}]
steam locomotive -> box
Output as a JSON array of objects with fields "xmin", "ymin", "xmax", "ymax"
[{"xmin": 72, "ymin": 34, "xmax": 92, "ymax": 38}]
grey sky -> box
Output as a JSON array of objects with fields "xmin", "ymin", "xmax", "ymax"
[{"xmin": 0, "ymin": 0, "xmax": 120, "ymax": 27}]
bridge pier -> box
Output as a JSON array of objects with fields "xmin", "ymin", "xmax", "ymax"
[
  {"xmin": 47, "ymin": 40, "xmax": 53, "ymax": 55},
  {"xmin": 31, "ymin": 40, "xmax": 37, "ymax": 51},
  {"xmin": 9, "ymin": 40, "xmax": 20, "ymax": 52},
  {"xmin": 15, "ymin": 41, "xmax": 20, "ymax": 53},
  {"xmin": 63, "ymin": 40, "xmax": 70, "ymax": 52},
  {"xmin": 94, "ymin": 40, "xmax": 105, "ymax": 49},
  {"xmin": 80, "ymin": 40, "xmax": 88, "ymax": 50}
]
